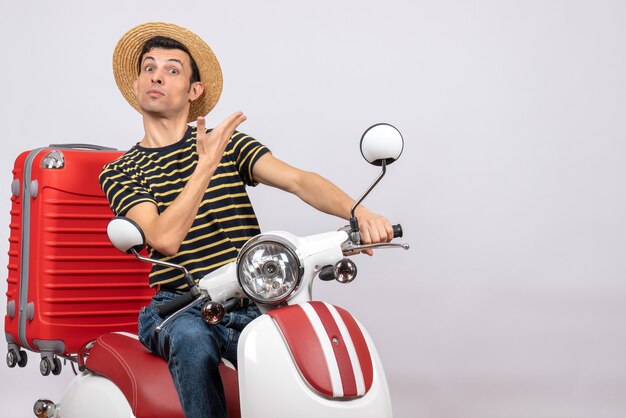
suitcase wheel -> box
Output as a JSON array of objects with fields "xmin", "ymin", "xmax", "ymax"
[
  {"xmin": 52, "ymin": 357, "xmax": 62, "ymax": 376},
  {"xmin": 39, "ymin": 356, "xmax": 62, "ymax": 376},
  {"xmin": 6, "ymin": 350, "xmax": 16, "ymax": 368},
  {"xmin": 6, "ymin": 349, "xmax": 27, "ymax": 368}
]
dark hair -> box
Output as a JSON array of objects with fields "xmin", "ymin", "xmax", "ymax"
[{"xmin": 138, "ymin": 36, "xmax": 201, "ymax": 83}]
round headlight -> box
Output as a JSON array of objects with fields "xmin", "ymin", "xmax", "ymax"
[{"xmin": 237, "ymin": 236, "xmax": 302, "ymax": 304}]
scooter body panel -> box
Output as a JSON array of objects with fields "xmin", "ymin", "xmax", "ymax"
[
  {"xmin": 57, "ymin": 372, "xmax": 134, "ymax": 418},
  {"xmin": 238, "ymin": 309, "xmax": 393, "ymax": 418}
]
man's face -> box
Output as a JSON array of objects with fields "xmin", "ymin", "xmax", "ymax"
[{"xmin": 133, "ymin": 47, "xmax": 203, "ymax": 120}]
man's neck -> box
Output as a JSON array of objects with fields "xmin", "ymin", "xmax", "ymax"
[{"xmin": 140, "ymin": 113, "xmax": 190, "ymax": 148}]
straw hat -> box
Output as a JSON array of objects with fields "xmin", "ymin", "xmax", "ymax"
[{"xmin": 113, "ymin": 22, "xmax": 223, "ymax": 122}]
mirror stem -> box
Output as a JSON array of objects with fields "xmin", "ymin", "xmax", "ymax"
[
  {"xmin": 130, "ymin": 248, "xmax": 200, "ymax": 295},
  {"xmin": 350, "ymin": 160, "xmax": 387, "ymax": 223},
  {"xmin": 349, "ymin": 160, "xmax": 387, "ymax": 242}
]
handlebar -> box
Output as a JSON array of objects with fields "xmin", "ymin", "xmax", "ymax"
[
  {"xmin": 154, "ymin": 225, "xmax": 405, "ymax": 318},
  {"xmin": 156, "ymin": 292, "xmax": 200, "ymax": 318}
]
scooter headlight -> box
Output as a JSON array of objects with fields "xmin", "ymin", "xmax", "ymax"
[{"xmin": 237, "ymin": 235, "xmax": 303, "ymax": 304}]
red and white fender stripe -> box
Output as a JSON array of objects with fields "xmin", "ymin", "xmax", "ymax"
[
  {"xmin": 268, "ymin": 301, "xmax": 374, "ymax": 398},
  {"xmin": 326, "ymin": 304, "xmax": 366, "ymax": 395},
  {"xmin": 298, "ymin": 302, "xmax": 372, "ymax": 397},
  {"xmin": 300, "ymin": 302, "xmax": 345, "ymax": 396}
]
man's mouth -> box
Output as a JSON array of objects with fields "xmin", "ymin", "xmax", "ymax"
[{"xmin": 146, "ymin": 89, "xmax": 164, "ymax": 97}]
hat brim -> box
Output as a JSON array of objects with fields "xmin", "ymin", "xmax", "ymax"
[{"xmin": 113, "ymin": 22, "xmax": 223, "ymax": 123}]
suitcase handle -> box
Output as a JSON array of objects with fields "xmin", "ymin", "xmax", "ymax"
[{"xmin": 48, "ymin": 143, "xmax": 118, "ymax": 151}]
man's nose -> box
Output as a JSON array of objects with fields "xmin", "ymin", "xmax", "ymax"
[{"xmin": 151, "ymin": 70, "xmax": 164, "ymax": 85}]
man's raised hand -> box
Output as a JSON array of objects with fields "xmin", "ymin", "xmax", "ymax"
[{"xmin": 195, "ymin": 112, "xmax": 247, "ymax": 170}]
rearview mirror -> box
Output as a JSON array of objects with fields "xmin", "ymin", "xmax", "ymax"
[
  {"xmin": 360, "ymin": 123, "xmax": 404, "ymax": 166},
  {"xmin": 107, "ymin": 217, "xmax": 146, "ymax": 254}
]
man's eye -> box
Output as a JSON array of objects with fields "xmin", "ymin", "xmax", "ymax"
[
  {"xmin": 169, "ymin": 68, "xmax": 179, "ymax": 74},
  {"xmin": 144, "ymin": 65, "xmax": 153, "ymax": 72}
]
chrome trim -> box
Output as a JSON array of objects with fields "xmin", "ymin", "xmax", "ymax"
[
  {"xmin": 41, "ymin": 150, "xmax": 65, "ymax": 169},
  {"xmin": 33, "ymin": 399, "xmax": 57, "ymax": 418},
  {"xmin": 236, "ymin": 234, "xmax": 304, "ymax": 305},
  {"xmin": 342, "ymin": 242, "xmax": 410, "ymax": 253}
]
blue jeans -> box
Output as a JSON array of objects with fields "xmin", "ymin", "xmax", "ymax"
[{"xmin": 138, "ymin": 290, "xmax": 260, "ymax": 418}]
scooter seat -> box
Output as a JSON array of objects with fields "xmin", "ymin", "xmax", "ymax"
[{"xmin": 86, "ymin": 332, "xmax": 240, "ymax": 418}]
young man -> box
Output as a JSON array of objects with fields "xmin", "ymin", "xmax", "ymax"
[{"xmin": 101, "ymin": 22, "xmax": 393, "ymax": 418}]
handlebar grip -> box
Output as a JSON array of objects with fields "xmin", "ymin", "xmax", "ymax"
[
  {"xmin": 392, "ymin": 224, "xmax": 403, "ymax": 238},
  {"xmin": 155, "ymin": 292, "xmax": 198, "ymax": 318}
]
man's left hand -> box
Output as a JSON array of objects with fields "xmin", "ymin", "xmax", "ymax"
[{"xmin": 354, "ymin": 206, "xmax": 393, "ymax": 256}]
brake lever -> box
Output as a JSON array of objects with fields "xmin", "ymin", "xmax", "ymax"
[{"xmin": 342, "ymin": 242, "xmax": 410, "ymax": 254}]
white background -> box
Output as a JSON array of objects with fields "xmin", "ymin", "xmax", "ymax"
[{"xmin": 1, "ymin": 1, "xmax": 625, "ymax": 417}]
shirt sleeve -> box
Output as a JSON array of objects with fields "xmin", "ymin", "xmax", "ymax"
[
  {"xmin": 228, "ymin": 131, "xmax": 271, "ymax": 186},
  {"xmin": 99, "ymin": 162, "xmax": 157, "ymax": 216}
]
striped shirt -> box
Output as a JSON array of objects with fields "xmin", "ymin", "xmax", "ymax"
[{"xmin": 99, "ymin": 125, "xmax": 270, "ymax": 289}]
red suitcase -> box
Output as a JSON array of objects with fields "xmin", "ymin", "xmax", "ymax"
[{"xmin": 4, "ymin": 144, "xmax": 153, "ymax": 375}]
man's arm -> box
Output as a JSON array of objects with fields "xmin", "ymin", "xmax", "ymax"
[
  {"xmin": 252, "ymin": 153, "xmax": 394, "ymax": 246},
  {"xmin": 125, "ymin": 112, "xmax": 247, "ymax": 256}
]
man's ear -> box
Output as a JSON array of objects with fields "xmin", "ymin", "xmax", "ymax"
[
  {"xmin": 189, "ymin": 81, "xmax": 204, "ymax": 102},
  {"xmin": 132, "ymin": 78, "xmax": 139, "ymax": 98}
]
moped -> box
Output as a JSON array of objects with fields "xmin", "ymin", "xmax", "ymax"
[{"xmin": 32, "ymin": 123, "xmax": 409, "ymax": 418}]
